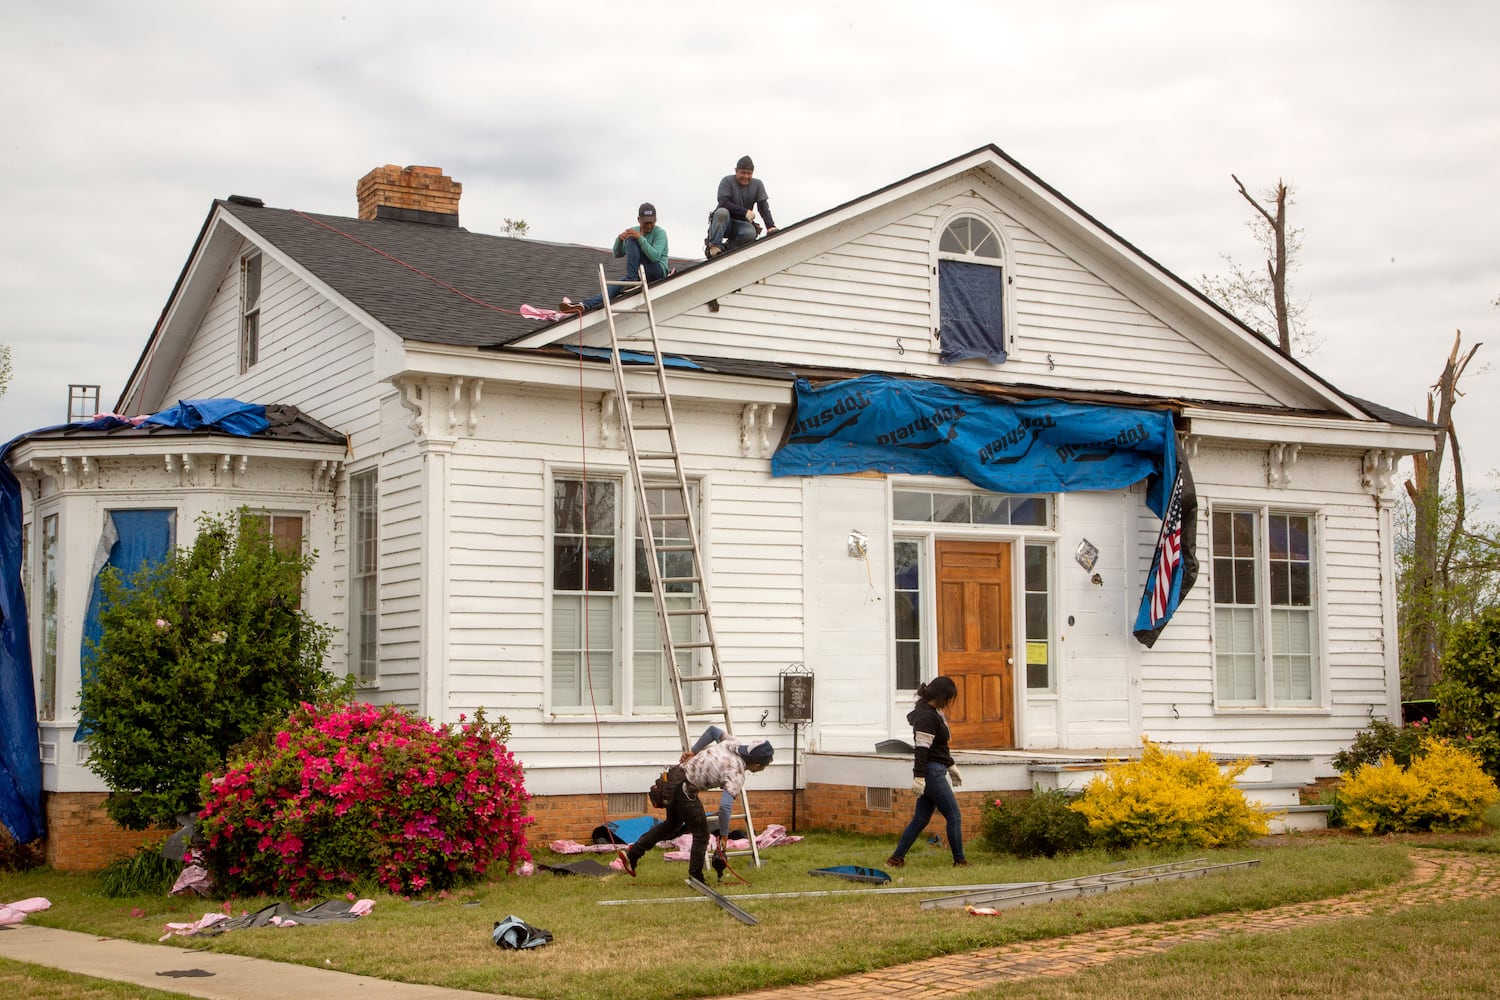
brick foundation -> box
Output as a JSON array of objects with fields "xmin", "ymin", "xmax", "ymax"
[
  {"xmin": 802, "ymin": 781, "xmax": 1001, "ymax": 839},
  {"xmin": 37, "ymin": 784, "xmax": 999, "ymax": 870},
  {"xmin": 523, "ymin": 790, "xmax": 800, "ymax": 846},
  {"xmin": 42, "ymin": 792, "xmax": 175, "ymax": 871}
]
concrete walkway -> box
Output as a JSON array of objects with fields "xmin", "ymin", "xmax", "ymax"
[
  {"xmin": 0, "ymin": 924, "xmax": 525, "ymax": 1000},
  {"xmin": 3, "ymin": 849, "xmax": 1497, "ymax": 999}
]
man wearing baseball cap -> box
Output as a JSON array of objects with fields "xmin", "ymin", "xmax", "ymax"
[
  {"xmin": 617, "ymin": 725, "xmax": 774, "ymax": 884},
  {"xmin": 704, "ymin": 155, "xmax": 777, "ymax": 258},
  {"xmin": 562, "ymin": 201, "xmax": 669, "ymax": 313}
]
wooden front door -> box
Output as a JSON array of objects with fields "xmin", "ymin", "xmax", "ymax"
[{"xmin": 936, "ymin": 539, "xmax": 1015, "ymax": 748}]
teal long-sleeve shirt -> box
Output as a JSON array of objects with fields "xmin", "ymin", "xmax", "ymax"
[{"xmin": 613, "ymin": 225, "xmax": 669, "ymax": 266}]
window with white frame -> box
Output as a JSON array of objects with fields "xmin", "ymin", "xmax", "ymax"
[
  {"xmin": 239, "ymin": 251, "xmax": 262, "ymax": 373},
  {"xmin": 551, "ymin": 475, "xmax": 700, "ymax": 714},
  {"xmin": 39, "ymin": 513, "xmax": 58, "ymax": 721},
  {"xmin": 349, "ymin": 470, "xmax": 379, "ymax": 682},
  {"xmin": 1023, "ymin": 543, "xmax": 1053, "ymax": 691},
  {"xmin": 893, "ymin": 539, "xmax": 923, "ymax": 690},
  {"xmin": 1212, "ymin": 508, "xmax": 1318, "ymax": 707},
  {"xmin": 934, "ymin": 215, "xmax": 1008, "ymax": 364}
]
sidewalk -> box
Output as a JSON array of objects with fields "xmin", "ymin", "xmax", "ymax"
[{"xmin": 0, "ymin": 924, "xmax": 523, "ymax": 1000}]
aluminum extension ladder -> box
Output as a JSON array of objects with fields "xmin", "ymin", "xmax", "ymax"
[{"xmin": 594, "ymin": 265, "xmax": 762, "ymax": 868}]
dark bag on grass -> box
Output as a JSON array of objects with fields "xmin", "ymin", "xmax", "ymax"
[
  {"xmin": 648, "ymin": 765, "xmax": 687, "ymax": 808},
  {"xmin": 492, "ymin": 914, "xmax": 553, "ymax": 949}
]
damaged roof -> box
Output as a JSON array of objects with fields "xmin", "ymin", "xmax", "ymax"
[
  {"xmin": 218, "ymin": 200, "xmax": 698, "ymax": 348},
  {"xmin": 12, "ymin": 404, "xmax": 347, "ymax": 448}
]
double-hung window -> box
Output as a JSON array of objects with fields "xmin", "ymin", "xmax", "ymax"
[
  {"xmin": 1212, "ymin": 507, "xmax": 1319, "ymax": 707},
  {"xmin": 38, "ymin": 514, "xmax": 59, "ymax": 721},
  {"xmin": 239, "ymin": 252, "xmax": 261, "ymax": 373},
  {"xmin": 551, "ymin": 475, "xmax": 700, "ymax": 714},
  {"xmin": 349, "ymin": 470, "xmax": 379, "ymax": 682}
]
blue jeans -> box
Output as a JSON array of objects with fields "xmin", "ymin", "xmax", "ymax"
[
  {"xmin": 705, "ymin": 208, "xmax": 758, "ymax": 254},
  {"xmin": 891, "ymin": 761, "xmax": 965, "ymax": 862},
  {"xmin": 582, "ymin": 239, "xmax": 667, "ymax": 309}
]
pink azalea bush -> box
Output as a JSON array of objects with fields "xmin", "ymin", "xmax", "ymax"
[{"xmin": 197, "ymin": 702, "xmax": 532, "ymax": 898}]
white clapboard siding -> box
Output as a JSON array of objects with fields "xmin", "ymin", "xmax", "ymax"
[
  {"xmin": 651, "ymin": 194, "xmax": 1289, "ymax": 409},
  {"xmin": 424, "ymin": 392, "xmax": 802, "ymax": 767},
  {"xmin": 161, "ymin": 249, "xmax": 383, "ymax": 455},
  {"xmin": 1123, "ymin": 445, "xmax": 1393, "ymax": 758},
  {"xmin": 367, "ymin": 443, "xmax": 424, "ymax": 705}
]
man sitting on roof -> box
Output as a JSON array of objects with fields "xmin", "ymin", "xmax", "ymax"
[
  {"xmin": 561, "ymin": 202, "xmax": 668, "ymax": 314},
  {"xmin": 704, "ymin": 156, "xmax": 776, "ymax": 258}
]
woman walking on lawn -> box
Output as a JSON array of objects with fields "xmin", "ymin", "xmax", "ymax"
[{"xmin": 888, "ymin": 676, "xmax": 968, "ymax": 867}]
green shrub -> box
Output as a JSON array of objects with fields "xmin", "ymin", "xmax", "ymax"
[
  {"xmin": 1340, "ymin": 737, "xmax": 1499, "ymax": 834},
  {"xmin": 0, "ymin": 828, "xmax": 43, "ymax": 872},
  {"xmin": 980, "ymin": 787, "xmax": 1094, "ymax": 857},
  {"xmin": 1433, "ymin": 606, "xmax": 1500, "ymax": 778},
  {"xmin": 98, "ymin": 840, "xmax": 182, "ymax": 898},
  {"xmin": 1069, "ymin": 739, "xmax": 1271, "ymax": 851},
  {"xmin": 1331, "ymin": 718, "xmax": 1428, "ymax": 775},
  {"xmin": 198, "ymin": 702, "xmax": 532, "ymax": 899},
  {"xmin": 79, "ymin": 511, "xmax": 345, "ymax": 830}
]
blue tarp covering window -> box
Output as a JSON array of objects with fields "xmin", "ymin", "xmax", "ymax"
[
  {"xmin": 76, "ymin": 509, "xmax": 175, "ymax": 741},
  {"xmin": 939, "ymin": 260, "xmax": 1006, "ymax": 364}
]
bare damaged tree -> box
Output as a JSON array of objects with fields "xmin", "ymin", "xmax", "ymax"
[
  {"xmin": 1402, "ymin": 331, "xmax": 1481, "ymax": 699},
  {"xmin": 1201, "ymin": 176, "xmax": 1317, "ymax": 355}
]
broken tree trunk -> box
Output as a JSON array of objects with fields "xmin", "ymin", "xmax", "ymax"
[{"xmin": 1403, "ymin": 331, "xmax": 1479, "ymax": 699}]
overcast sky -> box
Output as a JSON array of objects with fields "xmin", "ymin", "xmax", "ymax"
[{"xmin": 3, "ymin": 1, "xmax": 1497, "ymax": 496}]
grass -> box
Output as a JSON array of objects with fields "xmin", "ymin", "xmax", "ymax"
[
  {"xmin": 969, "ymin": 895, "xmax": 1500, "ymax": 999},
  {"xmin": 0, "ymin": 959, "xmax": 185, "ymax": 1000},
  {"xmin": 0, "ymin": 829, "xmax": 1482, "ymax": 1000}
]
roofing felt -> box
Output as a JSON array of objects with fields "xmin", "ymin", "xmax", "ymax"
[{"xmin": 218, "ymin": 200, "xmax": 698, "ymax": 348}]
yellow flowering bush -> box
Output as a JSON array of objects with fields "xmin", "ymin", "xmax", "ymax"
[
  {"xmin": 1070, "ymin": 738, "xmax": 1271, "ymax": 850},
  {"xmin": 1340, "ymin": 737, "xmax": 1498, "ymax": 834}
]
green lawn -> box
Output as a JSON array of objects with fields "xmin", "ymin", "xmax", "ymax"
[{"xmin": 2, "ymin": 830, "xmax": 1490, "ymax": 1000}]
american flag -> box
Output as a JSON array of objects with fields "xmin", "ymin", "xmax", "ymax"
[{"xmin": 1147, "ymin": 470, "xmax": 1186, "ymax": 626}]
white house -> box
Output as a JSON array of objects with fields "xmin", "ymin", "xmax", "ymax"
[{"xmin": 2, "ymin": 149, "xmax": 1437, "ymax": 860}]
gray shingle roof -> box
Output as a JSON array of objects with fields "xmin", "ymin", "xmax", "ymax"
[{"xmin": 218, "ymin": 200, "xmax": 690, "ymax": 348}]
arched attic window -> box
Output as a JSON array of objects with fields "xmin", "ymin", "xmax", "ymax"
[{"xmin": 936, "ymin": 215, "xmax": 1008, "ymax": 365}]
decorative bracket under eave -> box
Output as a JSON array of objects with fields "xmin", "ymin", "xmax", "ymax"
[
  {"xmin": 1268, "ymin": 443, "xmax": 1301, "ymax": 489},
  {"xmin": 600, "ymin": 392, "xmax": 621, "ymax": 449},
  {"xmin": 1178, "ymin": 433, "xmax": 1200, "ymax": 459},
  {"xmin": 312, "ymin": 459, "xmax": 343, "ymax": 492},
  {"xmin": 397, "ymin": 376, "xmax": 483, "ymax": 441},
  {"xmin": 1362, "ymin": 449, "xmax": 1398, "ymax": 493},
  {"xmin": 741, "ymin": 403, "xmax": 777, "ymax": 457}
]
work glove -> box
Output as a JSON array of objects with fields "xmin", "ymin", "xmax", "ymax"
[
  {"xmin": 912, "ymin": 776, "xmax": 926, "ymax": 796},
  {"xmin": 948, "ymin": 765, "xmax": 963, "ymax": 787}
]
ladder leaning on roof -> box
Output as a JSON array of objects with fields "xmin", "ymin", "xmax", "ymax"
[{"xmin": 593, "ymin": 264, "xmax": 762, "ymax": 869}]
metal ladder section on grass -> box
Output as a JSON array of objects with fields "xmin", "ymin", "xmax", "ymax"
[
  {"xmin": 594, "ymin": 265, "xmax": 762, "ymax": 868},
  {"xmin": 917, "ymin": 858, "xmax": 1261, "ymax": 910}
]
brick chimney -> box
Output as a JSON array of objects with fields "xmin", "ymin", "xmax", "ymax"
[{"xmin": 356, "ymin": 165, "xmax": 462, "ymax": 226}]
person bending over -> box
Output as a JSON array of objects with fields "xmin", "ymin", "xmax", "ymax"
[{"xmin": 619, "ymin": 725, "xmax": 773, "ymax": 884}]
